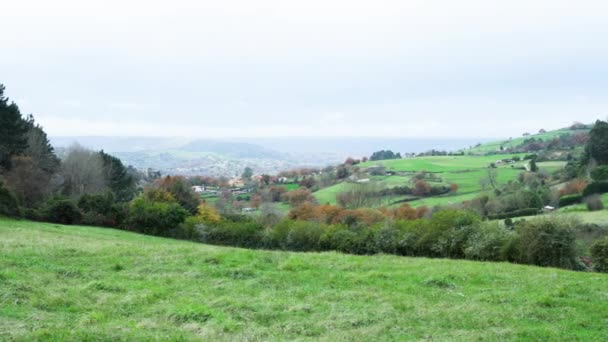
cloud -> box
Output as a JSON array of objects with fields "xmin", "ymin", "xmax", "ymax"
[{"xmin": 1, "ymin": 0, "xmax": 607, "ymax": 138}]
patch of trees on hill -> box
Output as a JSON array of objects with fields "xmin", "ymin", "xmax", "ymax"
[{"xmin": 369, "ymin": 150, "xmax": 401, "ymax": 161}]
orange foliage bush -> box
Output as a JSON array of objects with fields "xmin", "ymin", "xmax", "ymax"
[{"xmin": 559, "ymin": 179, "xmax": 588, "ymax": 197}]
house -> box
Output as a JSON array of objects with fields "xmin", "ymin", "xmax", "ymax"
[
  {"xmin": 191, "ymin": 185, "xmax": 205, "ymax": 193},
  {"xmin": 228, "ymin": 178, "xmax": 245, "ymax": 187}
]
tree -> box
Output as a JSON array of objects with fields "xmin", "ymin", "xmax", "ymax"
[
  {"xmin": 282, "ymin": 188, "xmax": 315, "ymax": 207},
  {"xmin": 155, "ymin": 176, "xmax": 200, "ymax": 215},
  {"xmin": 529, "ymin": 159, "xmax": 538, "ymax": 172},
  {"xmin": 4, "ymin": 156, "xmax": 52, "ymax": 207},
  {"xmin": 4, "ymin": 116, "xmax": 60, "ymax": 207},
  {"xmin": 584, "ymin": 120, "xmax": 608, "ymax": 166},
  {"xmin": 23, "ymin": 115, "xmax": 60, "ymax": 174},
  {"xmin": 0, "ymin": 84, "xmax": 29, "ymax": 171},
  {"xmin": 99, "ymin": 151, "xmax": 137, "ymax": 202},
  {"xmin": 241, "ymin": 167, "xmax": 253, "ymax": 180},
  {"xmin": 60, "ymin": 144, "xmax": 108, "ymax": 198}
]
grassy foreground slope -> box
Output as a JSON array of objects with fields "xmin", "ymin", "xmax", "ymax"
[{"xmin": 1, "ymin": 219, "xmax": 608, "ymax": 341}]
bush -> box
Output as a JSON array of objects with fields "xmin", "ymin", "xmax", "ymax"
[
  {"xmin": 486, "ymin": 208, "xmax": 539, "ymax": 220},
  {"xmin": 270, "ymin": 220, "xmax": 325, "ymax": 251},
  {"xmin": 321, "ymin": 225, "xmax": 379, "ymax": 255},
  {"xmin": 514, "ymin": 217, "xmax": 579, "ymax": 269},
  {"xmin": 591, "ymin": 237, "xmax": 608, "ymax": 272},
  {"xmin": 583, "ymin": 181, "xmax": 608, "ymax": 197},
  {"xmin": 198, "ymin": 219, "xmax": 265, "ymax": 248},
  {"xmin": 464, "ymin": 222, "xmax": 514, "ymax": 261},
  {"xmin": 591, "ymin": 165, "xmax": 608, "ymax": 182},
  {"xmin": 42, "ymin": 198, "xmax": 82, "ymax": 225},
  {"xmin": 415, "ymin": 209, "xmax": 481, "ymax": 258},
  {"xmin": 585, "ymin": 195, "xmax": 604, "ymax": 211},
  {"xmin": 78, "ymin": 193, "xmax": 126, "ymax": 227},
  {"xmin": 0, "ymin": 181, "xmax": 20, "ymax": 217},
  {"xmin": 558, "ymin": 194, "xmax": 583, "ymax": 207},
  {"xmin": 125, "ymin": 196, "xmax": 189, "ymax": 236}
]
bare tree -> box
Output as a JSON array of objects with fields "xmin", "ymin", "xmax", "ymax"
[{"xmin": 60, "ymin": 144, "xmax": 107, "ymax": 198}]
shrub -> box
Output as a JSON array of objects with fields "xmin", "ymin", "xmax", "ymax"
[
  {"xmin": 78, "ymin": 193, "xmax": 126, "ymax": 227},
  {"xmin": 42, "ymin": 198, "xmax": 82, "ymax": 225},
  {"xmin": 514, "ymin": 217, "xmax": 579, "ymax": 269},
  {"xmin": 464, "ymin": 222, "xmax": 514, "ymax": 261},
  {"xmin": 125, "ymin": 196, "xmax": 189, "ymax": 236},
  {"xmin": 416, "ymin": 209, "xmax": 481, "ymax": 258},
  {"xmin": 591, "ymin": 165, "xmax": 608, "ymax": 182},
  {"xmin": 0, "ymin": 181, "xmax": 20, "ymax": 217},
  {"xmin": 195, "ymin": 203, "xmax": 221, "ymax": 224},
  {"xmin": 585, "ymin": 195, "xmax": 604, "ymax": 211},
  {"xmin": 198, "ymin": 219, "xmax": 264, "ymax": 248},
  {"xmin": 274, "ymin": 220, "xmax": 325, "ymax": 251},
  {"xmin": 486, "ymin": 208, "xmax": 539, "ymax": 220},
  {"xmin": 558, "ymin": 194, "xmax": 583, "ymax": 207},
  {"xmin": 583, "ymin": 181, "xmax": 608, "ymax": 197},
  {"xmin": 591, "ymin": 237, "xmax": 608, "ymax": 272},
  {"xmin": 322, "ymin": 225, "xmax": 379, "ymax": 255}
]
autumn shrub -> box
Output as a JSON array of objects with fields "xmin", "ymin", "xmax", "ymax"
[{"xmin": 559, "ymin": 179, "xmax": 587, "ymax": 197}]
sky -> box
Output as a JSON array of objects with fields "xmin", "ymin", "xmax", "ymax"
[{"xmin": 1, "ymin": 0, "xmax": 607, "ymax": 138}]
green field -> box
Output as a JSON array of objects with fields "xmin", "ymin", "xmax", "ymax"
[
  {"xmin": 315, "ymin": 155, "xmax": 561, "ymax": 208},
  {"xmin": 1, "ymin": 218, "xmax": 607, "ymax": 340},
  {"xmin": 359, "ymin": 154, "xmax": 527, "ymax": 172},
  {"xmin": 465, "ymin": 128, "xmax": 588, "ymax": 154}
]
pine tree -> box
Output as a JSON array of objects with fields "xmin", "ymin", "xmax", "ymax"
[{"xmin": 0, "ymin": 85, "xmax": 29, "ymax": 171}]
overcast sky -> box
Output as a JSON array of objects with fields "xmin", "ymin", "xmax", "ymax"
[{"xmin": 1, "ymin": 0, "xmax": 607, "ymax": 138}]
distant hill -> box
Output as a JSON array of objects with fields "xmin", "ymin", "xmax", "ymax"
[{"xmin": 179, "ymin": 140, "xmax": 286, "ymax": 159}]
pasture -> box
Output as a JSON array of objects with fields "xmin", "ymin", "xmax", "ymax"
[
  {"xmin": 1, "ymin": 218, "xmax": 607, "ymax": 340},
  {"xmin": 315, "ymin": 154, "xmax": 560, "ymax": 208}
]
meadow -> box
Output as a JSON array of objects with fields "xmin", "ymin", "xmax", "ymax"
[
  {"xmin": 314, "ymin": 154, "xmax": 561, "ymax": 208},
  {"xmin": 464, "ymin": 128, "xmax": 587, "ymax": 154},
  {"xmin": 1, "ymin": 218, "xmax": 607, "ymax": 341}
]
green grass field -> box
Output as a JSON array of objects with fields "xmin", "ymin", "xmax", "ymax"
[
  {"xmin": 315, "ymin": 155, "xmax": 561, "ymax": 208},
  {"xmin": 359, "ymin": 154, "xmax": 527, "ymax": 172},
  {"xmin": 465, "ymin": 128, "xmax": 588, "ymax": 154},
  {"xmin": 1, "ymin": 218, "xmax": 607, "ymax": 340}
]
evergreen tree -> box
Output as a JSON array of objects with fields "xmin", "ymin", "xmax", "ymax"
[
  {"xmin": 0, "ymin": 85, "xmax": 29, "ymax": 171},
  {"xmin": 99, "ymin": 151, "xmax": 137, "ymax": 202},
  {"xmin": 584, "ymin": 119, "xmax": 608, "ymax": 166}
]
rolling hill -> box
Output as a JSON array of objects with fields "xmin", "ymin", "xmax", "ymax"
[
  {"xmin": 1, "ymin": 218, "xmax": 607, "ymax": 340},
  {"xmin": 313, "ymin": 126, "xmax": 585, "ymax": 209}
]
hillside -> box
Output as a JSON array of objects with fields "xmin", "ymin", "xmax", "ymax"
[
  {"xmin": 1, "ymin": 218, "xmax": 607, "ymax": 340},
  {"xmin": 312, "ymin": 125, "xmax": 587, "ymax": 209},
  {"xmin": 315, "ymin": 155, "xmax": 561, "ymax": 208}
]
